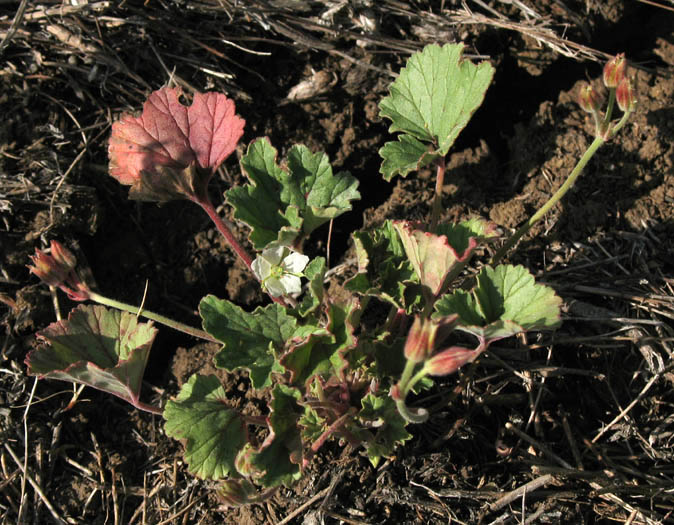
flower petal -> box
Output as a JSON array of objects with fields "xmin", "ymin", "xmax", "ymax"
[
  {"xmin": 281, "ymin": 252, "xmax": 310, "ymax": 274},
  {"xmin": 264, "ymin": 277, "xmax": 286, "ymax": 297},
  {"xmin": 261, "ymin": 246, "xmax": 285, "ymax": 266},
  {"xmin": 252, "ymin": 256, "xmax": 272, "ymax": 282},
  {"xmin": 278, "ymin": 274, "xmax": 302, "ymax": 295}
]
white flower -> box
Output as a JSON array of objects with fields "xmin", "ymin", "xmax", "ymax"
[{"xmin": 252, "ymin": 246, "xmax": 310, "ymax": 297}]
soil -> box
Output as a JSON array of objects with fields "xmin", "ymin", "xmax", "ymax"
[{"xmin": 1, "ymin": 1, "xmax": 674, "ymax": 524}]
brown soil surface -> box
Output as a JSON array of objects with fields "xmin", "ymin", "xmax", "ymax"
[{"xmin": 1, "ymin": 2, "xmax": 673, "ymax": 524}]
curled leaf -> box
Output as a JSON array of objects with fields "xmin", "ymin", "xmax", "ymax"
[
  {"xmin": 109, "ymin": 87, "xmax": 244, "ymax": 202},
  {"xmin": 25, "ymin": 305, "xmax": 157, "ymax": 410}
]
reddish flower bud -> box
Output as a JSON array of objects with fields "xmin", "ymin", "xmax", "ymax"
[
  {"xmin": 403, "ymin": 317, "xmax": 436, "ymax": 363},
  {"xmin": 28, "ymin": 249, "xmax": 68, "ymax": 287},
  {"xmin": 616, "ymin": 76, "xmax": 636, "ymax": 112},
  {"xmin": 28, "ymin": 243, "xmax": 90, "ymax": 301},
  {"xmin": 49, "ymin": 240, "xmax": 77, "ymax": 271},
  {"xmin": 424, "ymin": 346, "xmax": 477, "ymax": 376},
  {"xmin": 578, "ymin": 84, "xmax": 602, "ymax": 114},
  {"xmin": 603, "ymin": 53, "xmax": 626, "ymax": 89}
]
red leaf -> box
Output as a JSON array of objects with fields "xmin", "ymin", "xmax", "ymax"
[{"xmin": 108, "ymin": 87, "xmax": 244, "ymax": 201}]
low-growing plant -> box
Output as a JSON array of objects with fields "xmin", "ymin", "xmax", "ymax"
[{"xmin": 26, "ymin": 44, "xmax": 635, "ymax": 505}]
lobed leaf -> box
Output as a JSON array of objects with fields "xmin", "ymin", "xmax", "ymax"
[
  {"xmin": 297, "ymin": 256, "xmax": 327, "ymax": 317},
  {"xmin": 247, "ymin": 385, "xmax": 304, "ymax": 487},
  {"xmin": 26, "ymin": 305, "xmax": 156, "ymax": 409},
  {"xmin": 109, "ymin": 87, "xmax": 244, "ymax": 202},
  {"xmin": 378, "ymin": 43, "xmax": 494, "ymax": 180},
  {"xmin": 345, "ymin": 220, "xmax": 421, "ymax": 311},
  {"xmin": 226, "ymin": 139, "xmax": 360, "ymax": 249},
  {"xmin": 358, "ymin": 394, "xmax": 412, "ymax": 467},
  {"xmin": 434, "ymin": 264, "xmax": 562, "ymax": 343},
  {"xmin": 200, "ymin": 296, "xmax": 297, "ymax": 388},
  {"xmin": 393, "ymin": 220, "xmax": 478, "ymax": 300},
  {"xmin": 164, "ymin": 374, "xmax": 247, "ymax": 480},
  {"xmin": 281, "ymin": 300, "xmax": 360, "ymax": 386}
]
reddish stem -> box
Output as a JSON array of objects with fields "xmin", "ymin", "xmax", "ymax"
[
  {"xmin": 133, "ymin": 400, "xmax": 163, "ymax": 415},
  {"xmin": 196, "ymin": 196, "xmax": 254, "ymax": 269},
  {"xmin": 195, "ymin": 196, "xmax": 287, "ymax": 306},
  {"xmin": 430, "ymin": 156, "xmax": 446, "ymax": 232}
]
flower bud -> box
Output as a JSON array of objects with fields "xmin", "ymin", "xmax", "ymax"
[
  {"xmin": 28, "ymin": 249, "xmax": 68, "ymax": 287},
  {"xmin": 578, "ymin": 84, "xmax": 602, "ymax": 114},
  {"xmin": 603, "ymin": 53, "xmax": 626, "ymax": 88},
  {"xmin": 403, "ymin": 317, "xmax": 437, "ymax": 363},
  {"xmin": 424, "ymin": 346, "xmax": 476, "ymax": 376},
  {"xmin": 50, "ymin": 240, "xmax": 77, "ymax": 271},
  {"xmin": 616, "ymin": 76, "xmax": 636, "ymax": 112}
]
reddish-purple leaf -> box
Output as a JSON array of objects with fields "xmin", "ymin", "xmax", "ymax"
[{"xmin": 108, "ymin": 87, "xmax": 244, "ymax": 202}]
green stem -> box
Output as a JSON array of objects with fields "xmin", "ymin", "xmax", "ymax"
[
  {"xmin": 394, "ymin": 398, "xmax": 429, "ymax": 424},
  {"xmin": 394, "ymin": 358, "xmax": 430, "ymax": 424},
  {"xmin": 87, "ymin": 290, "xmax": 218, "ymax": 343},
  {"xmin": 430, "ymin": 156, "xmax": 446, "ymax": 232},
  {"xmin": 490, "ymin": 92, "xmax": 635, "ymax": 266},
  {"xmin": 490, "ymin": 134, "xmax": 605, "ymax": 266}
]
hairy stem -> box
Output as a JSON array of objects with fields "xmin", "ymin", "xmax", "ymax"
[
  {"xmin": 196, "ymin": 196, "xmax": 254, "ymax": 269},
  {"xmin": 490, "ymin": 134, "xmax": 604, "ymax": 266},
  {"xmin": 196, "ymin": 196, "xmax": 288, "ymax": 307},
  {"xmin": 491, "ymin": 91, "xmax": 634, "ymax": 266},
  {"xmin": 87, "ymin": 290, "xmax": 218, "ymax": 343}
]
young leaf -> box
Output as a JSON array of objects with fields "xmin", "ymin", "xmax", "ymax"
[
  {"xmin": 393, "ymin": 220, "xmax": 480, "ymax": 300},
  {"xmin": 281, "ymin": 300, "xmax": 359, "ymax": 386},
  {"xmin": 164, "ymin": 374, "xmax": 247, "ymax": 480},
  {"xmin": 358, "ymin": 394, "xmax": 412, "ymax": 467},
  {"xmin": 434, "ymin": 265, "xmax": 562, "ymax": 343},
  {"xmin": 345, "ymin": 220, "xmax": 420, "ymax": 311},
  {"xmin": 109, "ymin": 87, "xmax": 244, "ymax": 202},
  {"xmin": 200, "ymin": 296, "xmax": 298, "ymax": 388},
  {"xmin": 247, "ymin": 385, "xmax": 304, "ymax": 487},
  {"xmin": 299, "ymin": 405, "xmax": 326, "ymax": 443},
  {"xmin": 26, "ymin": 305, "xmax": 156, "ymax": 410},
  {"xmin": 226, "ymin": 138, "xmax": 360, "ymax": 249},
  {"xmin": 379, "ymin": 43, "xmax": 494, "ymax": 180},
  {"xmin": 297, "ymin": 256, "xmax": 327, "ymax": 317}
]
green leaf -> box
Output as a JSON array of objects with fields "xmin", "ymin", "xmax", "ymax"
[
  {"xmin": 226, "ymin": 138, "xmax": 360, "ymax": 249},
  {"xmin": 226, "ymin": 138, "xmax": 295, "ymax": 248},
  {"xmin": 345, "ymin": 220, "xmax": 420, "ymax": 311},
  {"xmin": 379, "ymin": 43, "xmax": 494, "ymax": 180},
  {"xmin": 435, "ymin": 217, "xmax": 500, "ymax": 254},
  {"xmin": 247, "ymin": 385, "xmax": 304, "ymax": 487},
  {"xmin": 26, "ymin": 305, "xmax": 156, "ymax": 409},
  {"xmin": 297, "ymin": 256, "xmax": 326, "ymax": 317},
  {"xmin": 281, "ymin": 300, "xmax": 359, "ymax": 386},
  {"xmin": 200, "ymin": 296, "xmax": 297, "ymax": 388},
  {"xmin": 434, "ymin": 265, "xmax": 562, "ymax": 343},
  {"xmin": 299, "ymin": 405, "xmax": 326, "ymax": 443},
  {"xmin": 358, "ymin": 394, "xmax": 412, "ymax": 467},
  {"xmin": 379, "ymin": 134, "xmax": 438, "ymax": 181},
  {"xmin": 164, "ymin": 374, "xmax": 247, "ymax": 480}
]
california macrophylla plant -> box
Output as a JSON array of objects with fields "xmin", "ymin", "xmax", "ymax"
[{"xmin": 25, "ymin": 44, "xmax": 634, "ymax": 504}]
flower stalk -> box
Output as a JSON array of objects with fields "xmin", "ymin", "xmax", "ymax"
[{"xmin": 491, "ymin": 53, "xmax": 635, "ymax": 266}]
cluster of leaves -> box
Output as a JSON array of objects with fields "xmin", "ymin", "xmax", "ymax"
[{"xmin": 26, "ymin": 44, "xmax": 561, "ymax": 503}]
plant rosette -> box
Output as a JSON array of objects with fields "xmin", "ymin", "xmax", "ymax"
[{"xmin": 26, "ymin": 44, "xmax": 635, "ymax": 504}]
